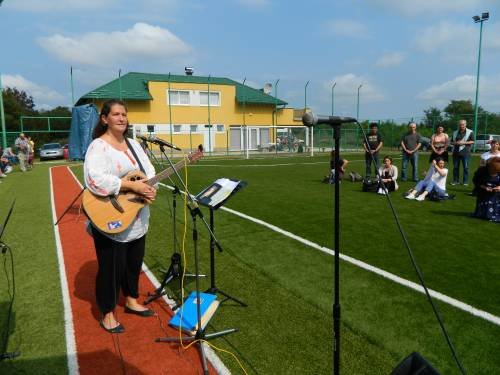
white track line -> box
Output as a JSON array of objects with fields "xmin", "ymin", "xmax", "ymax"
[
  {"xmin": 50, "ymin": 167, "xmax": 79, "ymax": 375},
  {"xmin": 158, "ymin": 182, "xmax": 500, "ymax": 327},
  {"xmin": 63, "ymin": 168, "xmax": 230, "ymax": 375}
]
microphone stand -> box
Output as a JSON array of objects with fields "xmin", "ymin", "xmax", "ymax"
[
  {"xmin": 142, "ymin": 140, "xmax": 200, "ymax": 305},
  {"xmin": 332, "ymin": 124, "xmax": 341, "ymax": 375},
  {"xmin": 154, "ymin": 144, "xmax": 236, "ymax": 375}
]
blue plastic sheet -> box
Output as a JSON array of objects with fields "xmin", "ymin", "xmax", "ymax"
[{"xmin": 68, "ymin": 104, "xmax": 98, "ymax": 160}]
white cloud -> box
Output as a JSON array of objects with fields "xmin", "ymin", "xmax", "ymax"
[
  {"xmin": 417, "ymin": 74, "xmax": 500, "ymax": 109},
  {"xmin": 1, "ymin": 74, "xmax": 66, "ymax": 109},
  {"xmin": 324, "ymin": 74, "xmax": 384, "ymax": 102},
  {"xmin": 324, "ymin": 19, "xmax": 369, "ymax": 39},
  {"xmin": 37, "ymin": 23, "xmax": 192, "ymax": 67},
  {"xmin": 370, "ymin": 0, "xmax": 495, "ymax": 16},
  {"xmin": 6, "ymin": 0, "xmax": 115, "ymax": 12},
  {"xmin": 413, "ymin": 21, "xmax": 500, "ymax": 64},
  {"xmin": 375, "ymin": 52, "xmax": 405, "ymax": 68}
]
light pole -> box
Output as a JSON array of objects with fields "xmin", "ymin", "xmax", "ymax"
[
  {"xmin": 0, "ymin": 74, "xmax": 6, "ymax": 148},
  {"xmin": 472, "ymin": 12, "xmax": 489, "ymax": 152},
  {"xmin": 331, "ymin": 82, "xmax": 337, "ymax": 115},
  {"xmin": 356, "ymin": 84, "xmax": 362, "ymax": 120},
  {"xmin": 356, "ymin": 84, "xmax": 363, "ymax": 150},
  {"xmin": 274, "ymin": 78, "xmax": 280, "ymax": 155},
  {"xmin": 0, "ymin": 1, "xmax": 6, "ymax": 148}
]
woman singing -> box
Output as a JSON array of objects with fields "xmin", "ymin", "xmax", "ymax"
[{"xmin": 84, "ymin": 99, "xmax": 157, "ymax": 333}]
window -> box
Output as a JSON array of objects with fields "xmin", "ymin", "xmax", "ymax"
[
  {"xmin": 216, "ymin": 125, "xmax": 224, "ymax": 132},
  {"xmin": 147, "ymin": 125, "xmax": 155, "ymax": 133},
  {"xmin": 200, "ymin": 91, "xmax": 220, "ymax": 106},
  {"xmin": 168, "ymin": 90, "xmax": 190, "ymax": 105},
  {"xmin": 190, "ymin": 125, "xmax": 198, "ymax": 132},
  {"xmin": 173, "ymin": 125, "xmax": 182, "ymax": 133}
]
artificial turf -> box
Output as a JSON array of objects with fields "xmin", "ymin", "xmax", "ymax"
[{"xmin": 0, "ymin": 153, "xmax": 498, "ymax": 374}]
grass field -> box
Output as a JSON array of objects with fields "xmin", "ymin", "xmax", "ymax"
[{"xmin": 0, "ymin": 152, "xmax": 499, "ymax": 374}]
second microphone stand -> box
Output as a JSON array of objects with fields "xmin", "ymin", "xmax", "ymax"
[{"xmin": 153, "ymin": 144, "xmax": 237, "ymax": 375}]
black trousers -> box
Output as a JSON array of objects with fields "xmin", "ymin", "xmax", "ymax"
[{"xmin": 91, "ymin": 226, "xmax": 146, "ymax": 315}]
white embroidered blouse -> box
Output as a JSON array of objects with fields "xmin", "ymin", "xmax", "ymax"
[{"xmin": 84, "ymin": 138, "xmax": 156, "ymax": 242}]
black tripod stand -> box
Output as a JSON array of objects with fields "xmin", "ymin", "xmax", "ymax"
[
  {"xmin": 205, "ymin": 208, "xmax": 247, "ymax": 306},
  {"xmin": 144, "ymin": 186, "xmax": 200, "ymax": 305},
  {"xmin": 1, "ymin": 200, "xmax": 21, "ymax": 361},
  {"xmin": 54, "ymin": 187, "xmax": 85, "ymax": 226},
  {"xmin": 156, "ymin": 203, "xmax": 237, "ymax": 375}
]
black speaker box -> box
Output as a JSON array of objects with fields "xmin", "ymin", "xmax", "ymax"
[{"xmin": 391, "ymin": 352, "xmax": 440, "ymax": 375}]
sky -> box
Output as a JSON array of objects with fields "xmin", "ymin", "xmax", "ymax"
[{"xmin": 1, "ymin": 0, "xmax": 500, "ymax": 122}]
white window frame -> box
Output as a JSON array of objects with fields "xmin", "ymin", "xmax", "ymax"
[
  {"xmin": 199, "ymin": 91, "xmax": 221, "ymax": 107},
  {"xmin": 168, "ymin": 90, "xmax": 191, "ymax": 106}
]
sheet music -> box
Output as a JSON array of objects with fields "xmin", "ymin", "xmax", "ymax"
[{"xmin": 195, "ymin": 178, "xmax": 244, "ymax": 209}]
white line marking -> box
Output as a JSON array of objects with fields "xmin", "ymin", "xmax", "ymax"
[
  {"xmin": 64, "ymin": 167, "xmax": 229, "ymax": 374},
  {"xmin": 50, "ymin": 167, "xmax": 79, "ymax": 375},
  {"xmin": 157, "ymin": 182, "xmax": 500, "ymax": 327}
]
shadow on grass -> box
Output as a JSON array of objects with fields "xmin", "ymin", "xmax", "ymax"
[{"xmin": 0, "ymin": 349, "xmax": 146, "ymax": 374}]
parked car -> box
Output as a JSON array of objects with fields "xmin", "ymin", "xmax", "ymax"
[
  {"xmin": 474, "ymin": 134, "xmax": 500, "ymax": 151},
  {"xmin": 420, "ymin": 136, "xmax": 431, "ymax": 151},
  {"xmin": 40, "ymin": 143, "xmax": 64, "ymax": 160}
]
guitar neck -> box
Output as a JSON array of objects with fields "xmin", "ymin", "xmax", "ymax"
[{"xmin": 147, "ymin": 159, "xmax": 185, "ymax": 186}]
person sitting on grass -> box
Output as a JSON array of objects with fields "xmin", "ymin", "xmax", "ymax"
[
  {"xmin": 472, "ymin": 156, "xmax": 500, "ymax": 223},
  {"xmin": 479, "ymin": 139, "xmax": 500, "ymax": 167},
  {"xmin": 405, "ymin": 158, "xmax": 448, "ymax": 201},
  {"xmin": 325, "ymin": 149, "xmax": 348, "ymax": 184},
  {"xmin": 377, "ymin": 156, "xmax": 398, "ymax": 194}
]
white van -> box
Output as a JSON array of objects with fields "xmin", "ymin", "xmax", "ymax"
[{"xmin": 475, "ymin": 134, "xmax": 500, "ymax": 151}]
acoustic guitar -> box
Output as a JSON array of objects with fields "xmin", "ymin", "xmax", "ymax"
[{"xmin": 82, "ymin": 150, "xmax": 203, "ymax": 234}]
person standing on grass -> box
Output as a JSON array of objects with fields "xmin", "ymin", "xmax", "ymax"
[
  {"xmin": 363, "ymin": 122, "xmax": 383, "ymax": 178},
  {"xmin": 27, "ymin": 135, "xmax": 35, "ymax": 169},
  {"xmin": 400, "ymin": 122, "xmax": 422, "ymax": 182},
  {"xmin": 430, "ymin": 125, "xmax": 449, "ymax": 163},
  {"xmin": 405, "ymin": 158, "xmax": 448, "ymax": 201},
  {"xmin": 14, "ymin": 133, "xmax": 29, "ymax": 172},
  {"xmin": 84, "ymin": 99, "xmax": 157, "ymax": 334},
  {"xmin": 450, "ymin": 119, "xmax": 475, "ymax": 186}
]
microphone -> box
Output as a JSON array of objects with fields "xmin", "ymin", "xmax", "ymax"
[
  {"xmin": 302, "ymin": 112, "xmax": 357, "ymax": 127},
  {"xmin": 149, "ymin": 136, "xmax": 182, "ymax": 151},
  {"xmin": 136, "ymin": 135, "xmax": 182, "ymax": 151}
]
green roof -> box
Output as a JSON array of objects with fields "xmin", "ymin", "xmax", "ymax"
[{"xmin": 77, "ymin": 72, "xmax": 287, "ymax": 106}]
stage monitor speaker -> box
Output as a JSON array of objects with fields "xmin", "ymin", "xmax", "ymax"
[{"xmin": 391, "ymin": 352, "xmax": 440, "ymax": 375}]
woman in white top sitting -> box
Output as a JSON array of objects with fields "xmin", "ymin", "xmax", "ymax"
[
  {"xmin": 479, "ymin": 139, "xmax": 499, "ymax": 166},
  {"xmin": 405, "ymin": 158, "xmax": 448, "ymax": 201},
  {"xmin": 377, "ymin": 156, "xmax": 398, "ymax": 194}
]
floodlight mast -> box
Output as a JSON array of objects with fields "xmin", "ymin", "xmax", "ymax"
[{"xmin": 472, "ymin": 11, "xmax": 489, "ymax": 152}]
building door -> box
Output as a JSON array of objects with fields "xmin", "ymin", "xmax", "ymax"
[
  {"xmin": 249, "ymin": 128, "xmax": 259, "ymax": 149},
  {"xmin": 203, "ymin": 125, "xmax": 215, "ymax": 152}
]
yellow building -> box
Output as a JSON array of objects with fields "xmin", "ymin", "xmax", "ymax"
[{"xmin": 77, "ymin": 72, "xmax": 304, "ymax": 152}]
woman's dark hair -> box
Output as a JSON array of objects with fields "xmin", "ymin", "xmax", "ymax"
[
  {"xmin": 92, "ymin": 99, "xmax": 128, "ymax": 139},
  {"xmin": 383, "ymin": 156, "xmax": 392, "ymax": 163},
  {"xmin": 434, "ymin": 157, "xmax": 444, "ymax": 163}
]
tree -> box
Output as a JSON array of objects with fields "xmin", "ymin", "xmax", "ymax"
[
  {"xmin": 2, "ymin": 87, "xmax": 36, "ymax": 130},
  {"xmin": 443, "ymin": 99, "xmax": 485, "ymax": 118},
  {"xmin": 423, "ymin": 107, "xmax": 443, "ymax": 128}
]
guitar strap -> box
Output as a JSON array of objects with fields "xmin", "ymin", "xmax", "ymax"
[{"xmin": 125, "ymin": 138, "xmax": 146, "ymax": 174}]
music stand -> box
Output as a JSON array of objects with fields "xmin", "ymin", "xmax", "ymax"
[
  {"xmin": 195, "ymin": 178, "xmax": 247, "ymax": 306},
  {"xmin": 0, "ymin": 200, "xmax": 21, "ymax": 361}
]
